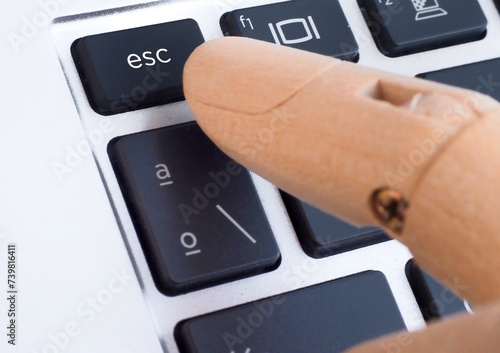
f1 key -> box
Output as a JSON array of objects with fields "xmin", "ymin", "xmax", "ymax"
[
  {"xmin": 220, "ymin": 0, "xmax": 359, "ymax": 61},
  {"xmin": 72, "ymin": 20, "xmax": 204, "ymax": 115}
]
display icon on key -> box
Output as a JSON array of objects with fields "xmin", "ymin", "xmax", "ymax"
[{"xmin": 268, "ymin": 16, "xmax": 321, "ymax": 45}]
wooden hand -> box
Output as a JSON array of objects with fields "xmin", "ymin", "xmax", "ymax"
[{"xmin": 183, "ymin": 37, "xmax": 500, "ymax": 352}]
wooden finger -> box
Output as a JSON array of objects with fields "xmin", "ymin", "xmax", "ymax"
[{"xmin": 184, "ymin": 37, "xmax": 500, "ymax": 306}]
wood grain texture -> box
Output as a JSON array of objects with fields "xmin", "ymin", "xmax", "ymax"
[{"xmin": 183, "ymin": 37, "xmax": 500, "ymax": 307}]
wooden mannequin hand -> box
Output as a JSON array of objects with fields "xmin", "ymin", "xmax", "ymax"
[{"xmin": 183, "ymin": 37, "xmax": 500, "ymax": 352}]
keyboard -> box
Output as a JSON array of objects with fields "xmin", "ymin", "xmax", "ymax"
[{"xmin": 49, "ymin": 0, "xmax": 498, "ymax": 352}]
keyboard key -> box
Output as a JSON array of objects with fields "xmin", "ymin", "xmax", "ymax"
[
  {"xmin": 72, "ymin": 20, "xmax": 204, "ymax": 115},
  {"xmin": 220, "ymin": 0, "xmax": 359, "ymax": 61},
  {"xmin": 406, "ymin": 260, "xmax": 469, "ymax": 321},
  {"xmin": 108, "ymin": 123, "xmax": 280, "ymax": 295},
  {"xmin": 358, "ymin": 0, "xmax": 487, "ymax": 57},
  {"xmin": 281, "ymin": 192, "xmax": 388, "ymax": 258},
  {"xmin": 418, "ymin": 58, "xmax": 500, "ymax": 102},
  {"xmin": 176, "ymin": 271, "xmax": 405, "ymax": 353}
]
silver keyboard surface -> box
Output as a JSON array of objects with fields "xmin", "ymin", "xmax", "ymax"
[{"xmin": 50, "ymin": 0, "xmax": 500, "ymax": 351}]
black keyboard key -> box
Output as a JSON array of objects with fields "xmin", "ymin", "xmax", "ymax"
[
  {"xmin": 108, "ymin": 123, "xmax": 280, "ymax": 295},
  {"xmin": 282, "ymin": 192, "xmax": 388, "ymax": 258},
  {"xmin": 176, "ymin": 271, "xmax": 405, "ymax": 353},
  {"xmin": 358, "ymin": 0, "xmax": 487, "ymax": 57},
  {"xmin": 406, "ymin": 260, "xmax": 469, "ymax": 321},
  {"xmin": 220, "ymin": 0, "xmax": 359, "ymax": 61},
  {"xmin": 72, "ymin": 20, "xmax": 204, "ymax": 115},
  {"xmin": 418, "ymin": 58, "xmax": 500, "ymax": 102}
]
